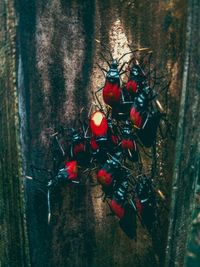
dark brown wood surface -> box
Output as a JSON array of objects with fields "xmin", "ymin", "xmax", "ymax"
[
  {"xmin": 17, "ymin": 1, "xmax": 186, "ymax": 267},
  {"xmin": 0, "ymin": 0, "xmax": 30, "ymax": 266},
  {"xmin": 165, "ymin": 1, "xmax": 200, "ymax": 266},
  {"xmin": 2, "ymin": 1, "xmax": 199, "ymax": 267}
]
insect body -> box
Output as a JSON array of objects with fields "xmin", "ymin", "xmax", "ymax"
[
  {"xmin": 108, "ymin": 179, "xmax": 128, "ymax": 219},
  {"xmin": 125, "ymin": 63, "xmax": 146, "ymax": 97},
  {"xmin": 48, "ymin": 160, "xmax": 79, "ymax": 187},
  {"xmin": 130, "ymin": 86, "xmax": 162, "ymax": 147},
  {"xmin": 107, "ymin": 168, "xmax": 137, "ymax": 239},
  {"xmin": 89, "ymin": 110, "xmax": 108, "ymax": 142},
  {"xmin": 102, "ymin": 60, "xmax": 121, "ymax": 107},
  {"xmin": 68, "ymin": 128, "xmax": 89, "ymax": 166},
  {"xmin": 95, "ymin": 59, "xmax": 122, "ymax": 109},
  {"xmin": 119, "ymin": 120, "xmax": 138, "ymax": 162},
  {"xmin": 130, "ymin": 86, "xmax": 149, "ymax": 128},
  {"xmin": 135, "ymin": 175, "xmax": 157, "ymax": 233},
  {"xmin": 97, "ymin": 157, "xmax": 121, "ymax": 188}
]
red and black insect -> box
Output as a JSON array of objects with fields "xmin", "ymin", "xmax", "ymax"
[
  {"xmin": 97, "ymin": 155, "xmax": 122, "ymax": 189},
  {"xmin": 127, "ymin": 53, "xmax": 170, "ymax": 148},
  {"xmin": 134, "ymin": 174, "xmax": 158, "ymax": 233},
  {"xmin": 129, "ymin": 84, "xmax": 163, "ymax": 147},
  {"xmin": 48, "ymin": 160, "xmax": 79, "ymax": 187},
  {"xmin": 106, "ymin": 118, "xmax": 120, "ymax": 151},
  {"xmin": 89, "ymin": 110, "xmax": 108, "ymax": 142},
  {"xmin": 95, "ymin": 41, "xmax": 146, "ymax": 110},
  {"xmin": 118, "ymin": 120, "xmax": 139, "ymax": 162},
  {"xmin": 102, "ymin": 159, "xmax": 137, "ymax": 239},
  {"xmin": 125, "ymin": 62, "xmax": 147, "ymax": 97},
  {"xmin": 124, "ymin": 48, "xmax": 152, "ymax": 96},
  {"xmin": 87, "ymin": 109, "xmax": 120, "ymax": 163},
  {"xmin": 86, "ymin": 109, "xmax": 110, "ymax": 163},
  {"xmin": 108, "ymin": 179, "xmax": 129, "ymax": 219},
  {"xmin": 95, "ymin": 59, "xmax": 123, "ymax": 108},
  {"xmin": 47, "ymin": 160, "xmax": 80, "ymax": 222},
  {"xmin": 67, "ymin": 128, "xmax": 90, "ymax": 166},
  {"xmin": 28, "ymin": 160, "xmax": 79, "ymax": 223}
]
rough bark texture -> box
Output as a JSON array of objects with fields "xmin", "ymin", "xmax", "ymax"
[
  {"xmin": 0, "ymin": 0, "xmax": 193, "ymax": 267},
  {"xmin": 0, "ymin": 1, "xmax": 30, "ymax": 266},
  {"xmin": 165, "ymin": 1, "xmax": 200, "ymax": 267},
  {"xmin": 17, "ymin": 1, "xmax": 187, "ymax": 267}
]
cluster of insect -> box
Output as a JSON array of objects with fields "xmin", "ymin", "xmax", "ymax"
[{"xmin": 29, "ymin": 42, "xmax": 170, "ymax": 240}]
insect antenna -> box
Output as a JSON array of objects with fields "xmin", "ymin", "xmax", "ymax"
[
  {"xmin": 96, "ymin": 62, "xmax": 107, "ymax": 78},
  {"xmin": 99, "ymin": 52, "xmax": 111, "ymax": 68},
  {"xmin": 95, "ymin": 39, "xmax": 114, "ymax": 62}
]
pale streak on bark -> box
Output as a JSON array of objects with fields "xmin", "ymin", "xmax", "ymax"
[
  {"xmin": 62, "ymin": 14, "xmax": 85, "ymax": 123},
  {"xmin": 35, "ymin": 1, "xmax": 60, "ymax": 145},
  {"xmin": 35, "ymin": 0, "xmax": 58, "ymax": 96},
  {"xmin": 109, "ymin": 18, "xmax": 131, "ymax": 65},
  {"xmin": 109, "ymin": 19, "xmax": 132, "ymax": 85},
  {"xmin": 36, "ymin": 18, "xmax": 52, "ymax": 96},
  {"xmin": 167, "ymin": 61, "xmax": 180, "ymax": 99}
]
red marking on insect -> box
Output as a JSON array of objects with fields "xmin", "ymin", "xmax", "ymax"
[
  {"xmin": 135, "ymin": 198, "xmax": 143, "ymax": 215},
  {"xmin": 109, "ymin": 199, "xmax": 125, "ymax": 219},
  {"xmin": 103, "ymin": 82, "xmax": 121, "ymax": 106},
  {"xmin": 90, "ymin": 111, "xmax": 108, "ymax": 137},
  {"xmin": 97, "ymin": 169, "xmax": 113, "ymax": 186},
  {"xmin": 65, "ymin": 160, "xmax": 78, "ymax": 180},
  {"xmin": 111, "ymin": 135, "xmax": 119, "ymax": 145},
  {"xmin": 90, "ymin": 138, "xmax": 99, "ymax": 150},
  {"xmin": 130, "ymin": 106, "xmax": 143, "ymax": 128},
  {"xmin": 73, "ymin": 143, "xmax": 85, "ymax": 155},
  {"xmin": 121, "ymin": 139, "xmax": 135, "ymax": 150},
  {"xmin": 126, "ymin": 80, "xmax": 138, "ymax": 94}
]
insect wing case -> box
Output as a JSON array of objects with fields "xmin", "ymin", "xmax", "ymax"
[
  {"xmin": 90, "ymin": 111, "xmax": 108, "ymax": 139},
  {"xmin": 103, "ymin": 81, "xmax": 121, "ymax": 107},
  {"xmin": 136, "ymin": 111, "xmax": 162, "ymax": 147},
  {"xmin": 119, "ymin": 203, "xmax": 137, "ymax": 239},
  {"xmin": 135, "ymin": 176, "xmax": 157, "ymax": 231},
  {"xmin": 97, "ymin": 160, "xmax": 116, "ymax": 187},
  {"xmin": 56, "ymin": 161, "xmax": 79, "ymax": 184}
]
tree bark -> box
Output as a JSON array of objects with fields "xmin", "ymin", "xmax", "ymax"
[
  {"xmin": 0, "ymin": 1, "xmax": 30, "ymax": 266},
  {"xmin": 165, "ymin": 1, "xmax": 200, "ymax": 266},
  {"xmin": 0, "ymin": 0, "xmax": 192, "ymax": 267}
]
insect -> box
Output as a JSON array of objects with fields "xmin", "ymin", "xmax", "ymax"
[
  {"xmin": 108, "ymin": 179, "xmax": 129, "ymax": 218},
  {"xmin": 27, "ymin": 160, "xmax": 80, "ymax": 224},
  {"xmin": 97, "ymin": 155, "xmax": 137, "ymax": 239},
  {"xmin": 95, "ymin": 59, "xmax": 123, "ymax": 109},
  {"xmin": 86, "ymin": 109, "xmax": 110, "ymax": 164},
  {"xmin": 127, "ymin": 54, "xmax": 170, "ymax": 147},
  {"xmin": 97, "ymin": 155, "xmax": 122, "ymax": 190},
  {"xmin": 87, "ymin": 106, "xmax": 120, "ymax": 163},
  {"xmin": 125, "ymin": 61, "xmax": 147, "ymax": 98},
  {"xmin": 95, "ymin": 40, "xmax": 149, "ymax": 112},
  {"xmin": 129, "ymin": 77, "xmax": 167, "ymax": 147},
  {"xmin": 134, "ymin": 174, "xmax": 158, "ymax": 233},
  {"xmin": 67, "ymin": 128, "xmax": 90, "ymax": 166},
  {"xmin": 94, "ymin": 40, "xmax": 126, "ymax": 108},
  {"xmin": 118, "ymin": 120, "xmax": 139, "ymax": 162},
  {"xmin": 109, "ymin": 176, "xmax": 137, "ymax": 239},
  {"xmin": 89, "ymin": 110, "xmax": 108, "ymax": 143}
]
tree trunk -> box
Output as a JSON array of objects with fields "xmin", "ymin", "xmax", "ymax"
[
  {"xmin": 1, "ymin": 0, "xmax": 196, "ymax": 267},
  {"xmin": 0, "ymin": 1, "xmax": 30, "ymax": 266},
  {"xmin": 18, "ymin": 1, "xmax": 187, "ymax": 267},
  {"xmin": 165, "ymin": 1, "xmax": 200, "ymax": 266}
]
